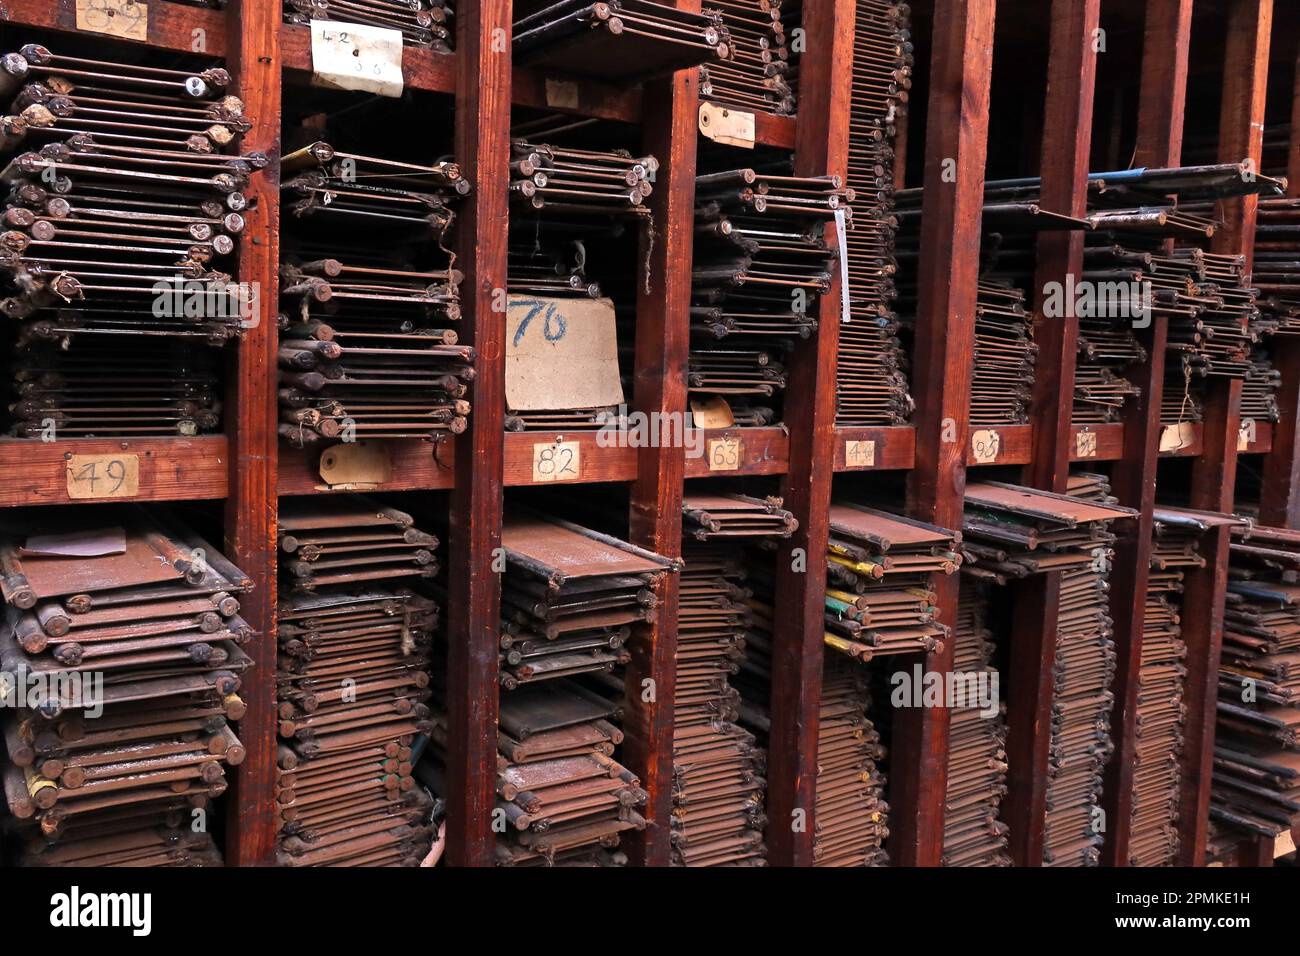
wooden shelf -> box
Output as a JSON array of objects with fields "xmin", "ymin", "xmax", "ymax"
[
  {"xmin": 0, "ymin": 436, "xmax": 229, "ymax": 507},
  {"xmin": 831, "ymin": 425, "xmax": 916, "ymax": 470}
]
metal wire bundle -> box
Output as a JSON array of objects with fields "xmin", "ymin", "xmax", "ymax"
[
  {"xmin": 284, "ymin": 0, "xmax": 455, "ymax": 50},
  {"xmin": 1240, "ymin": 348, "xmax": 1281, "ymax": 425},
  {"xmin": 1212, "ymin": 524, "xmax": 1300, "ymax": 841},
  {"xmin": 690, "ymin": 168, "xmax": 844, "ymax": 423},
  {"xmin": 0, "ymin": 511, "xmax": 253, "ymax": 865},
  {"xmin": 8, "ymin": 336, "xmax": 222, "ymax": 438},
  {"xmin": 279, "ymin": 142, "xmax": 472, "ymax": 446},
  {"xmin": 823, "ymin": 503, "xmax": 959, "ymax": 660},
  {"xmin": 941, "ymin": 579, "xmax": 1010, "ymax": 866},
  {"xmin": 513, "ymin": 0, "xmax": 730, "ymax": 80},
  {"xmin": 834, "ymin": 0, "xmax": 912, "ymax": 426},
  {"xmin": 668, "ymin": 495, "xmax": 795, "ymax": 866},
  {"xmin": 698, "ymin": 0, "xmax": 796, "ymax": 116},
  {"xmin": 1253, "ymin": 195, "xmax": 1300, "ymax": 336}
]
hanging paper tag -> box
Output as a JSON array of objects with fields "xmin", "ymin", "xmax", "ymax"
[
  {"xmin": 311, "ymin": 20, "xmax": 404, "ymax": 98},
  {"xmin": 835, "ymin": 207, "xmax": 851, "ymax": 325}
]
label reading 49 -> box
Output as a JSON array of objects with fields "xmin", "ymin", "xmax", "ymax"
[{"xmin": 66, "ymin": 454, "xmax": 140, "ymax": 499}]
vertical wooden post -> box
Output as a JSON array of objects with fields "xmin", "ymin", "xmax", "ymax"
[
  {"xmin": 1099, "ymin": 0, "xmax": 1191, "ymax": 868},
  {"xmin": 1258, "ymin": 44, "xmax": 1300, "ymax": 528},
  {"xmin": 893, "ymin": 0, "xmax": 996, "ymax": 868},
  {"xmin": 622, "ymin": 0, "xmax": 699, "ymax": 868},
  {"xmin": 224, "ymin": 0, "xmax": 281, "ymax": 867},
  {"xmin": 446, "ymin": 0, "xmax": 511, "ymax": 867},
  {"xmin": 766, "ymin": 0, "xmax": 854, "ymax": 867},
  {"xmin": 1176, "ymin": 0, "xmax": 1271, "ymax": 867},
  {"xmin": 1005, "ymin": 0, "xmax": 1101, "ymax": 867}
]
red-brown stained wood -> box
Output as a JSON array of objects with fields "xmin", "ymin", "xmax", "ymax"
[
  {"xmin": 0, "ymin": 437, "xmax": 228, "ymax": 506},
  {"xmin": 621, "ymin": 10, "xmax": 699, "ymax": 862},
  {"xmin": 1, "ymin": 0, "xmax": 227, "ymax": 55},
  {"xmin": 223, "ymin": 0, "xmax": 281, "ymax": 867},
  {"xmin": 281, "ymin": 22, "xmax": 456, "ymax": 93},
  {"xmin": 962, "ymin": 423, "xmax": 1125, "ymax": 466},
  {"xmin": 765, "ymin": 0, "xmax": 854, "ymax": 867},
  {"xmin": 1006, "ymin": 0, "xmax": 1101, "ymax": 867},
  {"xmin": 1099, "ymin": 0, "xmax": 1190, "ymax": 868},
  {"xmin": 1178, "ymin": 0, "xmax": 1272, "ymax": 867},
  {"xmin": 445, "ymin": 0, "xmax": 510, "ymax": 867},
  {"xmin": 893, "ymin": 0, "xmax": 996, "ymax": 868},
  {"xmin": 831, "ymin": 426, "xmax": 916, "ymax": 472}
]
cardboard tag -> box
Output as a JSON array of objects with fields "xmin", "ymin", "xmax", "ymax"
[
  {"xmin": 66, "ymin": 454, "xmax": 140, "ymax": 499},
  {"xmin": 311, "ymin": 20, "xmax": 404, "ymax": 98},
  {"xmin": 844, "ymin": 439, "xmax": 875, "ymax": 468},
  {"xmin": 1075, "ymin": 429, "xmax": 1097, "ymax": 459},
  {"xmin": 1275, "ymin": 829, "xmax": 1296, "ymax": 860},
  {"xmin": 506, "ymin": 295, "xmax": 624, "ymax": 412},
  {"xmin": 707, "ymin": 437, "xmax": 742, "ymax": 471},
  {"xmin": 532, "ymin": 440, "xmax": 581, "ymax": 482},
  {"xmin": 319, "ymin": 441, "xmax": 393, "ymax": 487},
  {"xmin": 1159, "ymin": 422, "xmax": 1195, "ymax": 453},
  {"xmin": 690, "ymin": 397, "xmax": 734, "ymax": 430},
  {"xmin": 970, "ymin": 429, "xmax": 1000, "ymax": 464},
  {"xmin": 76, "ymin": 0, "xmax": 148, "ymax": 42},
  {"xmin": 834, "ymin": 207, "xmax": 851, "ymax": 325},
  {"xmin": 545, "ymin": 78, "xmax": 580, "ymax": 111},
  {"xmin": 699, "ymin": 102, "xmax": 755, "ymax": 148}
]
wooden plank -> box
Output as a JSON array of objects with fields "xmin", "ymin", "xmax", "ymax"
[
  {"xmin": 223, "ymin": 0, "xmax": 281, "ymax": 868},
  {"xmin": 1099, "ymin": 0, "xmax": 1191, "ymax": 868},
  {"xmin": 892, "ymin": 0, "xmax": 996, "ymax": 868},
  {"xmin": 0, "ymin": 437, "xmax": 228, "ymax": 506},
  {"xmin": 831, "ymin": 426, "xmax": 916, "ymax": 472},
  {"xmin": 620, "ymin": 12, "xmax": 698, "ymax": 863},
  {"xmin": 962, "ymin": 423, "xmax": 1124, "ymax": 466},
  {"xmin": 444, "ymin": 0, "xmax": 511, "ymax": 867},
  {"xmin": 281, "ymin": 22, "xmax": 456, "ymax": 94},
  {"xmin": 0, "ymin": 0, "xmax": 227, "ymax": 55},
  {"xmin": 1177, "ymin": 0, "xmax": 1272, "ymax": 867},
  {"xmin": 1005, "ymin": 0, "xmax": 1101, "ymax": 868},
  {"xmin": 279, "ymin": 440, "xmax": 456, "ymax": 495},
  {"xmin": 686, "ymin": 427, "xmax": 790, "ymax": 477},
  {"xmin": 765, "ymin": 0, "xmax": 853, "ymax": 868}
]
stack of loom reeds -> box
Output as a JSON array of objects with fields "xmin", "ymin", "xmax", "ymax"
[
  {"xmin": 504, "ymin": 138, "xmax": 653, "ymax": 429},
  {"xmin": 698, "ymin": 0, "xmax": 796, "ymax": 116},
  {"xmin": 670, "ymin": 494, "xmax": 795, "ymax": 866},
  {"xmin": 283, "ymin": 0, "xmax": 455, "ymax": 50},
  {"xmin": 814, "ymin": 656, "xmax": 888, "ymax": 866},
  {"xmin": 823, "ymin": 503, "xmax": 959, "ymax": 660},
  {"xmin": 278, "ymin": 141, "xmax": 472, "ymax": 446},
  {"xmin": 1253, "ymin": 193, "xmax": 1300, "ymax": 335},
  {"xmin": 689, "ymin": 168, "xmax": 846, "ymax": 424},
  {"xmin": 959, "ymin": 482, "xmax": 1136, "ymax": 865},
  {"xmin": 513, "ymin": 0, "xmax": 730, "ymax": 79},
  {"xmin": 494, "ymin": 515, "xmax": 676, "ymax": 690},
  {"xmin": 942, "ymin": 579, "xmax": 1010, "ymax": 866},
  {"xmin": 0, "ymin": 45, "xmax": 266, "ymax": 438},
  {"xmin": 0, "ymin": 512, "xmax": 254, "ymax": 865},
  {"xmin": 834, "ymin": 0, "xmax": 912, "ymax": 426},
  {"xmin": 1240, "ymin": 348, "xmax": 1282, "ymax": 427},
  {"xmin": 274, "ymin": 497, "xmax": 439, "ymax": 866},
  {"xmin": 1212, "ymin": 523, "xmax": 1300, "ymax": 842},
  {"xmin": 277, "ymin": 497, "xmax": 439, "ymax": 592},
  {"xmin": 1126, "ymin": 507, "xmax": 1208, "ymax": 866}
]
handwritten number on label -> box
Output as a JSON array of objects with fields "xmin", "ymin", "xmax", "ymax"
[{"xmin": 512, "ymin": 298, "xmax": 568, "ymax": 347}]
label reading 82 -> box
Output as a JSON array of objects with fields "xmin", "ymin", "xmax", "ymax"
[{"xmin": 532, "ymin": 441, "xmax": 580, "ymax": 482}]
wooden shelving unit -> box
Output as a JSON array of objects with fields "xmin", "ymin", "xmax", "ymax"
[{"xmin": 1, "ymin": 0, "xmax": 1296, "ymax": 867}]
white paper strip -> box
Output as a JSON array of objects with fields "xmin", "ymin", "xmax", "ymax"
[{"xmin": 310, "ymin": 20, "xmax": 404, "ymax": 99}]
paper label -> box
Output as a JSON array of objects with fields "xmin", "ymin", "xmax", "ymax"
[
  {"xmin": 506, "ymin": 295, "xmax": 624, "ymax": 412},
  {"xmin": 707, "ymin": 437, "xmax": 742, "ymax": 471},
  {"xmin": 690, "ymin": 397, "xmax": 734, "ymax": 430},
  {"xmin": 698, "ymin": 102, "xmax": 755, "ymax": 148},
  {"xmin": 970, "ymin": 429, "xmax": 1001, "ymax": 464},
  {"xmin": 311, "ymin": 20, "xmax": 404, "ymax": 98},
  {"xmin": 844, "ymin": 439, "xmax": 875, "ymax": 468},
  {"xmin": 66, "ymin": 454, "xmax": 140, "ymax": 499},
  {"xmin": 1075, "ymin": 429, "xmax": 1097, "ymax": 459},
  {"xmin": 1159, "ymin": 422, "xmax": 1195, "ymax": 453},
  {"xmin": 545, "ymin": 78, "xmax": 580, "ymax": 110},
  {"xmin": 76, "ymin": 0, "xmax": 148, "ymax": 42},
  {"xmin": 835, "ymin": 207, "xmax": 851, "ymax": 325},
  {"xmin": 532, "ymin": 441, "xmax": 581, "ymax": 482},
  {"xmin": 1238, "ymin": 418, "xmax": 1256, "ymax": 452},
  {"xmin": 318, "ymin": 441, "xmax": 393, "ymax": 487}
]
